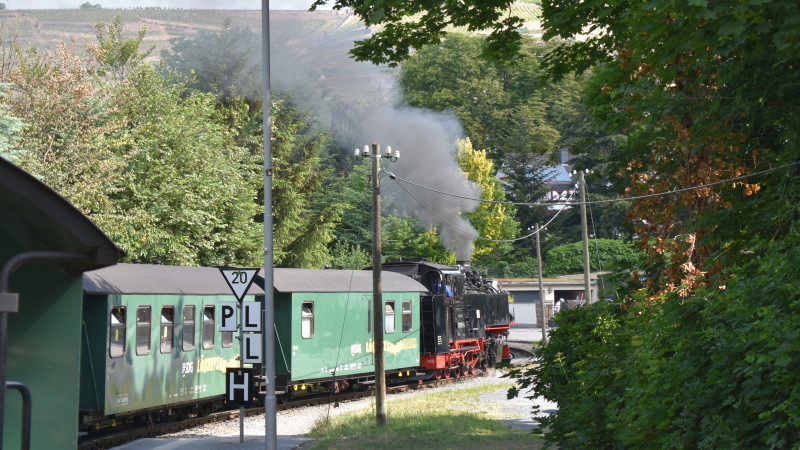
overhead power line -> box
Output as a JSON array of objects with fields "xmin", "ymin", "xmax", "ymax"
[{"xmin": 384, "ymin": 160, "xmax": 800, "ymax": 207}]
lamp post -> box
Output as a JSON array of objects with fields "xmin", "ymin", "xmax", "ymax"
[{"xmin": 355, "ymin": 142, "xmax": 399, "ymax": 427}]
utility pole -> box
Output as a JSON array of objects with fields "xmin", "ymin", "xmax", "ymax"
[
  {"xmin": 535, "ymin": 223, "xmax": 547, "ymax": 344},
  {"xmin": 356, "ymin": 142, "xmax": 399, "ymax": 427},
  {"xmin": 578, "ymin": 170, "xmax": 592, "ymax": 304}
]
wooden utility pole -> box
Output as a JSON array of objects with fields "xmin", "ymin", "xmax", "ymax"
[
  {"xmin": 354, "ymin": 142, "xmax": 398, "ymax": 426},
  {"xmin": 535, "ymin": 223, "xmax": 547, "ymax": 344},
  {"xmin": 370, "ymin": 142, "xmax": 388, "ymax": 426},
  {"xmin": 578, "ymin": 170, "xmax": 592, "ymax": 304}
]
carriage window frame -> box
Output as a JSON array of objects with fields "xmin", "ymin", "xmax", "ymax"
[
  {"xmin": 160, "ymin": 306, "xmax": 174, "ymax": 354},
  {"xmin": 135, "ymin": 305, "xmax": 151, "ymax": 356},
  {"xmin": 301, "ymin": 301, "xmax": 314, "ymax": 339},
  {"xmin": 182, "ymin": 305, "xmax": 195, "ymax": 351},
  {"xmin": 385, "ymin": 301, "xmax": 396, "ymax": 334},
  {"xmin": 402, "ymin": 300, "xmax": 412, "ymax": 333},
  {"xmin": 202, "ymin": 305, "xmax": 215, "ymax": 350},
  {"xmin": 109, "ymin": 306, "xmax": 126, "ymax": 358}
]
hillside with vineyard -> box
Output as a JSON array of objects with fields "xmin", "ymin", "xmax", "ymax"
[{"xmin": 0, "ymin": 3, "xmax": 542, "ymax": 61}]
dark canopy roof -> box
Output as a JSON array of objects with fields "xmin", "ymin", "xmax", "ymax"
[
  {"xmin": 84, "ymin": 263, "xmax": 265, "ymax": 296},
  {"xmin": 271, "ymin": 268, "xmax": 427, "ymax": 293},
  {"xmin": 1, "ymin": 156, "xmax": 123, "ymax": 271}
]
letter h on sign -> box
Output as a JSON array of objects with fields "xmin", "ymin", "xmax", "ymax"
[{"xmin": 226, "ymin": 368, "xmax": 254, "ymax": 406}]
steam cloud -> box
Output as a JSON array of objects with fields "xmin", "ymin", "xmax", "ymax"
[{"xmin": 267, "ymin": 12, "xmax": 481, "ymax": 260}]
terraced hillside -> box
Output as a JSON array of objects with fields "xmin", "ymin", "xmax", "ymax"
[
  {"xmin": 0, "ymin": 9, "xmax": 360, "ymax": 61},
  {"xmin": 0, "ymin": 5, "xmax": 542, "ymax": 105}
]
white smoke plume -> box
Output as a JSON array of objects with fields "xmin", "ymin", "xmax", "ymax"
[{"xmin": 266, "ymin": 12, "xmax": 481, "ymax": 260}]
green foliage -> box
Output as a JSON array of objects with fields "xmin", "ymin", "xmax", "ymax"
[
  {"xmin": 271, "ymin": 98, "xmax": 346, "ymax": 268},
  {"xmin": 327, "ymin": 241, "xmax": 370, "ymax": 270},
  {"xmin": 511, "ymin": 226, "xmax": 800, "ymax": 448},
  {"xmin": 90, "ymin": 15, "xmax": 154, "ymax": 84},
  {"xmin": 0, "ymin": 84, "xmax": 23, "ymax": 162},
  {"xmin": 544, "ymin": 239, "xmax": 645, "ymax": 276},
  {"xmin": 456, "ymin": 138, "xmax": 519, "ymax": 269},
  {"xmin": 508, "ymin": 301, "xmax": 629, "ymax": 447},
  {"xmin": 99, "ymin": 64, "xmax": 262, "ymax": 266},
  {"xmin": 399, "ymin": 35, "xmax": 587, "ymax": 166},
  {"xmin": 8, "ymin": 40, "xmax": 127, "ymax": 216},
  {"xmin": 160, "ymin": 20, "xmax": 261, "ymax": 101},
  {"xmin": 4, "ymin": 18, "xmax": 344, "ymax": 268},
  {"xmin": 312, "ymin": 0, "xmax": 523, "ymax": 66},
  {"xmin": 382, "ymin": 216, "xmax": 455, "ymax": 265}
]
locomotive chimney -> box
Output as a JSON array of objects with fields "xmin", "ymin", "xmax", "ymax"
[{"xmin": 457, "ymin": 260, "xmax": 471, "ymax": 270}]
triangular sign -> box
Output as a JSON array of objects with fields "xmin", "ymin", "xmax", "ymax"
[{"xmin": 219, "ymin": 267, "xmax": 260, "ymax": 302}]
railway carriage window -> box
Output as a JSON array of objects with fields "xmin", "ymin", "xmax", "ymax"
[
  {"xmin": 202, "ymin": 305, "xmax": 215, "ymax": 349},
  {"xmin": 366, "ymin": 298, "xmax": 372, "ymax": 334},
  {"xmin": 109, "ymin": 306, "xmax": 126, "ymax": 358},
  {"xmin": 182, "ymin": 305, "xmax": 195, "ymax": 351},
  {"xmin": 222, "ymin": 330, "xmax": 233, "ymax": 348},
  {"xmin": 160, "ymin": 306, "xmax": 174, "ymax": 354},
  {"xmin": 385, "ymin": 301, "xmax": 396, "ymax": 334},
  {"xmin": 301, "ymin": 302, "xmax": 314, "ymax": 339},
  {"xmin": 136, "ymin": 306, "xmax": 151, "ymax": 356},
  {"xmin": 402, "ymin": 300, "xmax": 412, "ymax": 333}
]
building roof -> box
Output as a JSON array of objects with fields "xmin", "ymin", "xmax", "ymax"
[{"xmin": 1, "ymin": 156, "xmax": 123, "ymax": 272}]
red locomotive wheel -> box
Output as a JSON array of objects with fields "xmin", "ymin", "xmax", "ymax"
[
  {"xmin": 434, "ymin": 369, "xmax": 443, "ymax": 380},
  {"xmin": 443, "ymin": 369, "xmax": 452, "ymax": 379}
]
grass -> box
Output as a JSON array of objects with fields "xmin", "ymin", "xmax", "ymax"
[{"xmin": 307, "ymin": 382, "xmax": 545, "ymax": 449}]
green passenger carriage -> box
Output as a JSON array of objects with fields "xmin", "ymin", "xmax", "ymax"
[
  {"xmin": 79, "ymin": 264, "xmax": 261, "ymax": 432},
  {"xmin": 270, "ymin": 268, "xmax": 426, "ymax": 396}
]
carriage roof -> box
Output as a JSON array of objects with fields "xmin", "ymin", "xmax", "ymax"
[
  {"xmin": 270, "ymin": 268, "xmax": 427, "ymax": 294},
  {"xmin": 84, "ymin": 264, "xmax": 426, "ymax": 295}
]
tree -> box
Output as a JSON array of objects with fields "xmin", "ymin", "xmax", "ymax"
[
  {"xmin": 6, "ymin": 40, "xmax": 127, "ymax": 217},
  {"xmin": 455, "ymin": 138, "xmax": 518, "ymax": 268},
  {"xmin": 100, "ymin": 64, "xmax": 263, "ymax": 266},
  {"xmin": 270, "ymin": 98, "xmax": 346, "ymax": 268},
  {"xmin": 88, "ymin": 15, "xmax": 154, "ymax": 84},
  {"xmin": 543, "ymin": 239, "xmax": 645, "ymax": 276},
  {"xmin": 160, "ymin": 20, "xmax": 261, "ymax": 101},
  {"xmin": 311, "ymin": 0, "xmax": 522, "ymax": 65}
]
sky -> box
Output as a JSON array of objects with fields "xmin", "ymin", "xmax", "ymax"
[{"xmin": 6, "ymin": 0, "xmax": 328, "ymax": 9}]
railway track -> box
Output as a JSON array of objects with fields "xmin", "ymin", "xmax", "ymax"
[{"xmin": 77, "ymin": 372, "xmax": 484, "ymax": 449}]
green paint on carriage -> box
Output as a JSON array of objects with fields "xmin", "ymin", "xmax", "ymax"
[{"xmin": 270, "ymin": 268, "xmax": 426, "ymax": 387}]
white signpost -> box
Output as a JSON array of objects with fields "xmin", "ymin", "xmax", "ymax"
[{"xmin": 218, "ymin": 267, "xmax": 261, "ymax": 443}]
